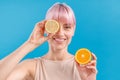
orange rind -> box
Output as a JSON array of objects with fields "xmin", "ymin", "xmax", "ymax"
[{"xmin": 75, "ymin": 48, "xmax": 92, "ymax": 65}]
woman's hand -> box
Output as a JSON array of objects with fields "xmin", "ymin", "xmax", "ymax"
[
  {"xmin": 0, "ymin": 20, "xmax": 54, "ymax": 80},
  {"xmin": 76, "ymin": 53, "xmax": 98, "ymax": 80},
  {"xmin": 27, "ymin": 20, "xmax": 53, "ymax": 46}
]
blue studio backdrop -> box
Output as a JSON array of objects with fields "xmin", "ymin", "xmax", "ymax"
[{"xmin": 0, "ymin": 0, "xmax": 120, "ymax": 80}]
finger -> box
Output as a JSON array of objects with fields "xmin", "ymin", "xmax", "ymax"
[
  {"xmin": 86, "ymin": 66, "xmax": 98, "ymax": 73},
  {"xmin": 36, "ymin": 23, "xmax": 44, "ymax": 30},
  {"xmin": 33, "ymin": 26, "xmax": 44, "ymax": 37},
  {"xmin": 86, "ymin": 65, "xmax": 95, "ymax": 69},
  {"xmin": 38, "ymin": 20, "xmax": 47, "ymax": 27},
  {"xmin": 37, "ymin": 20, "xmax": 47, "ymax": 26},
  {"xmin": 35, "ymin": 20, "xmax": 47, "ymax": 30},
  {"xmin": 35, "ymin": 20, "xmax": 47, "ymax": 35},
  {"xmin": 48, "ymin": 33, "xmax": 55, "ymax": 39},
  {"xmin": 75, "ymin": 60, "xmax": 86, "ymax": 68},
  {"xmin": 87, "ymin": 60, "xmax": 96, "ymax": 66},
  {"xmin": 91, "ymin": 53, "xmax": 97, "ymax": 60},
  {"xmin": 88, "ymin": 60, "xmax": 96, "ymax": 64}
]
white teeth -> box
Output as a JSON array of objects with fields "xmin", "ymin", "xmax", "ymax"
[{"xmin": 55, "ymin": 38, "xmax": 65, "ymax": 42}]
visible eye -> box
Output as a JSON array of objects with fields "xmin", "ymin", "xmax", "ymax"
[
  {"xmin": 63, "ymin": 24, "xmax": 73, "ymax": 31},
  {"xmin": 64, "ymin": 26, "xmax": 71, "ymax": 29}
]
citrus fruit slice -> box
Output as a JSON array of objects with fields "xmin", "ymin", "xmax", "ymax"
[
  {"xmin": 75, "ymin": 48, "xmax": 92, "ymax": 65},
  {"xmin": 45, "ymin": 20, "xmax": 59, "ymax": 33}
]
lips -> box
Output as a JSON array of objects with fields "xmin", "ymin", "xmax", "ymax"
[{"xmin": 53, "ymin": 37, "xmax": 66, "ymax": 43}]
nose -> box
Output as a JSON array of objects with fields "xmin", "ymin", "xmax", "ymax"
[{"xmin": 56, "ymin": 26, "xmax": 64, "ymax": 35}]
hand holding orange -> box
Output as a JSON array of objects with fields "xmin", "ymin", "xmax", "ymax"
[{"xmin": 75, "ymin": 48, "xmax": 92, "ymax": 65}]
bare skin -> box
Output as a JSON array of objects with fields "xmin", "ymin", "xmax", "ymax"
[
  {"xmin": 76, "ymin": 53, "xmax": 98, "ymax": 80},
  {"xmin": 0, "ymin": 42, "xmax": 37, "ymax": 80},
  {"xmin": 6, "ymin": 19, "xmax": 97, "ymax": 80},
  {"xmin": 0, "ymin": 20, "xmax": 53, "ymax": 80}
]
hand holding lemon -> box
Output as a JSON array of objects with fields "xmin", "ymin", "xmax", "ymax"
[{"xmin": 27, "ymin": 20, "xmax": 59, "ymax": 46}]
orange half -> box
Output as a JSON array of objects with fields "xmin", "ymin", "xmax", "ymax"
[
  {"xmin": 75, "ymin": 48, "xmax": 92, "ymax": 65},
  {"xmin": 45, "ymin": 20, "xmax": 59, "ymax": 33}
]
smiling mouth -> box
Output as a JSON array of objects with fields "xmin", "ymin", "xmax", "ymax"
[{"xmin": 53, "ymin": 37, "xmax": 66, "ymax": 42}]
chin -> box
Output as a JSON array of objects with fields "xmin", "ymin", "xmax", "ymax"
[
  {"xmin": 55, "ymin": 45, "xmax": 66, "ymax": 50},
  {"xmin": 48, "ymin": 38, "xmax": 71, "ymax": 50},
  {"xmin": 50, "ymin": 43, "xmax": 67, "ymax": 50}
]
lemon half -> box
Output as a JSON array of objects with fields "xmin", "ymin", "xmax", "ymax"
[{"xmin": 45, "ymin": 20, "xmax": 59, "ymax": 33}]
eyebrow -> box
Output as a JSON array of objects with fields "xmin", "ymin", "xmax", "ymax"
[{"xmin": 63, "ymin": 24, "xmax": 72, "ymax": 26}]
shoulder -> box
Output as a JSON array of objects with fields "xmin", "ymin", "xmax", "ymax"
[
  {"xmin": 19, "ymin": 58, "xmax": 37, "ymax": 69},
  {"xmin": 7, "ymin": 58, "xmax": 39, "ymax": 80}
]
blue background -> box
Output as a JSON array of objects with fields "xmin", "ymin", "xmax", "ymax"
[{"xmin": 0, "ymin": 0, "xmax": 120, "ymax": 80}]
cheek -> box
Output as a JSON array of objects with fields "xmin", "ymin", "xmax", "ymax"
[
  {"xmin": 66, "ymin": 33, "xmax": 73, "ymax": 45},
  {"xmin": 66, "ymin": 33, "xmax": 73, "ymax": 42},
  {"xmin": 66, "ymin": 30, "xmax": 74, "ymax": 38},
  {"xmin": 67, "ymin": 34, "xmax": 73, "ymax": 38},
  {"xmin": 65, "ymin": 30, "xmax": 74, "ymax": 44}
]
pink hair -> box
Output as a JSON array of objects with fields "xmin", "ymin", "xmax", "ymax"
[{"xmin": 45, "ymin": 2, "xmax": 76, "ymax": 28}]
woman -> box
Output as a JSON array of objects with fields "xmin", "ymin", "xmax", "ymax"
[{"xmin": 4, "ymin": 2, "xmax": 97, "ymax": 80}]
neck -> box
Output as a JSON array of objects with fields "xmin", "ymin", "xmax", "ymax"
[{"xmin": 43, "ymin": 47, "xmax": 73, "ymax": 61}]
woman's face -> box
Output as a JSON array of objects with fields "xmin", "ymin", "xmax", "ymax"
[{"xmin": 48, "ymin": 17, "xmax": 75, "ymax": 50}]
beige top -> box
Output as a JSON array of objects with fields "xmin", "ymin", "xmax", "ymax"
[{"xmin": 34, "ymin": 57, "xmax": 81, "ymax": 80}]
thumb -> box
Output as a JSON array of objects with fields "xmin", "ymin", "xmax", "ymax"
[{"xmin": 44, "ymin": 33, "xmax": 54, "ymax": 41}]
